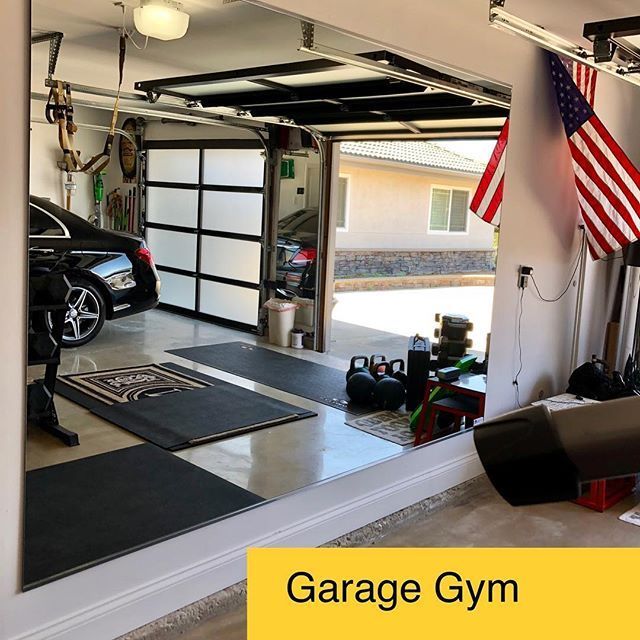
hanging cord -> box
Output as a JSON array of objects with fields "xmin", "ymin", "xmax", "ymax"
[
  {"xmin": 530, "ymin": 241, "xmax": 585, "ymax": 303},
  {"xmin": 44, "ymin": 31, "xmax": 127, "ymax": 174},
  {"xmin": 513, "ymin": 287, "xmax": 525, "ymax": 408},
  {"xmin": 120, "ymin": 4, "xmax": 149, "ymax": 50}
]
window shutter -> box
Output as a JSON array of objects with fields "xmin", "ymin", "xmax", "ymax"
[
  {"xmin": 449, "ymin": 189, "xmax": 469, "ymax": 232},
  {"xmin": 429, "ymin": 188, "xmax": 450, "ymax": 231}
]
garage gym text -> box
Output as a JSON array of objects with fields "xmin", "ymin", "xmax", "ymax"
[{"xmin": 286, "ymin": 571, "xmax": 519, "ymax": 612}]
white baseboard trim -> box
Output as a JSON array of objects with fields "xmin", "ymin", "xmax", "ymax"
[{"xmin": 10, "ymin": 435, "xmax": 482, "ymax": 640}]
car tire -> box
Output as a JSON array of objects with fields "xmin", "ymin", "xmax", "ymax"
[{"xmin": 50, "ymin": 278, "xmax": 106, "ymax": 348}]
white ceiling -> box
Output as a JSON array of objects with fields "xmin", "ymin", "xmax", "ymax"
[{"xmin": 32, "ymin": 0, "xmax": 372, "ymax": 84}]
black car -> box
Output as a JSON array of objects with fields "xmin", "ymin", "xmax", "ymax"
[
  {"xmin": 29, "ymin": 196, "xmax": 161, "ymax": 347},
  {"xmin": 276, "ymin": 207, "xmax": 318, "ymax": 297}
]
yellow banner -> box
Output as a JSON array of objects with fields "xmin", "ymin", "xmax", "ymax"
[{"xmin": 248, "ymin": 547, "xmax": 638, "ymax": 639}]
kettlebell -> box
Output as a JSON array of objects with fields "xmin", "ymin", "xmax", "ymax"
[
  {"xmin": 369, "ymin": 354, "xmax": 388, "ymax": 380},
  {"xmin": 389, "ymin": 358, "xmax": 408, "ymax": 388},
  {"xmin": 346, "ymin": 370, "xmax": 377, "ymax": 405},
  {"xmin": 346, "ymin": 355, "xmax": 370, "ymax": 382},
  {"xmin": 373, "ymin": 363, "xmax": 406, "ymax": 411}
]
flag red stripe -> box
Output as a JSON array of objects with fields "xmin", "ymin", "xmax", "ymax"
[
  {"xmin": 482, "ymin": 175, "xmax": 504, "ymax": 224},
  {"xmin": 579, "ymin": 204, "xmax": 612, "ymax": 257},
  {"xmin": 470, "ymin": 119, "xmax": 509, "ymax": 213},
  {"xmin": 569, "ymin": 139, "xmax": 640, "ymax": 238},
  {"xmin": 590, "ymin": 117, "xmax": 640, "ymax": 191},
  {"xmin": 589, "ymin": 70, "xmax": 597, "ymax": 106},
  {"xmin": 577, "ymin": 63, "xmax": 583, "ymax": 93},
  {"xmin": 575, "ymin": 127, "xmax": 640, "ymax": 235},
  {"xmin": 574, "ymin": 177, "xmax": 627, "ymax": 248}
]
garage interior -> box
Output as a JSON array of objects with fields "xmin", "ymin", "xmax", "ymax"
[
  {"xmin": 5, "ymin": 0, "xmax": 640, "ymax": 638},
  {"xmin": 26, "ymin": 0, "xmax": 513, "ymax": 591}
]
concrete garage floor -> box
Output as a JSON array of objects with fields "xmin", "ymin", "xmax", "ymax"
[
  {"xmin": 26, "ymin": 308, "xmax": 404, "ymax": 499},
  {"xmin": 147, "ymin": 475, "xmax": 640, "ymax": 640}
]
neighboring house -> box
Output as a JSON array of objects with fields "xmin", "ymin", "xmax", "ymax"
[{"xmin": 334, "ymin": 140, "xmax": 496, "ymax": 279}]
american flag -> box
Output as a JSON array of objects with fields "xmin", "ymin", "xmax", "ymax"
[
  {"xmin": 548, "ymin": 52, "xmax": 640, "ymax": 259},
  {"xmin": 470, "ymin": 119, "xmax": 508, "ymax": 225},
  {"xmin": 470, "ymin": 55, "xmax": 597, "ymax": 227}
]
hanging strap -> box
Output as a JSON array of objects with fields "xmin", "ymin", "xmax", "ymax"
[{"xmin": 45, "ymin": 34, "xmax": 127, "ymax": 175}]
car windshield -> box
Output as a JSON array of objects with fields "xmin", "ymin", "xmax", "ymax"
[{"xmin": 278, "ymin": 209, "xmax": 318, "ymax": 235}]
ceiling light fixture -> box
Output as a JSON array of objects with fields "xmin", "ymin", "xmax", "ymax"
[{"xmin": 133, "ymin": 0, "xmax": 190, "ymax": 41}]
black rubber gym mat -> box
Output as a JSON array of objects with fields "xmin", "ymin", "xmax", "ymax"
[
  {"xmin": 56, "ymin": 363, "xmax": 316, "ymax": 450},
  {"xmin": 24, "ymin": 444, "xmax": 264, "ymax": 589},
  {"xmin": 167, "ymin": 342, "xmax": 370, "ymax": 415}
]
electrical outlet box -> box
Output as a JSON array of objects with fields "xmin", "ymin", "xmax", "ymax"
[{"xmin": 518, "ymin": 265, "xmax": 533, "ymax": 289}]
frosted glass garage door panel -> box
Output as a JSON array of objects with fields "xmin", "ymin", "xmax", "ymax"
[
  {"xmin": 200, "ymin": 236, "xmax": 261, "ymax": 283},
  {"xmin": 199, "ymin": 280, "xmax": 259, "ymax": 326},
  {"xmin": 146, "ymin": 187, "xmax": 198, "ymax": 227},
  {"xmin": 147, "ymin": 149, "xmax": 199, "ymax": 184},
  {"xmin": 203, "ymin": 149, "xmax": 265, "ymax": 187},
  {"xmin": 201, "ymin": 191, "xmax": 263, "ymax": 236},
  {"xmin": 146, "ymin": 228, "xmax": 196, "ymax": 272},
  {"xmin": 158, "ymin": 271, "xmax": 196, "ymax": 310}
]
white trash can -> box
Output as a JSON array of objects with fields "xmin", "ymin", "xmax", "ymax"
[
  {"xmin": 292, "ymin": 296, "xmax": 314, "ymax": 333},
  {"xmin": 264, "ymin": 299, "xmax": 298, "ymax": 347}
]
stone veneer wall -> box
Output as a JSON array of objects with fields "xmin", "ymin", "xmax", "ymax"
[{"xmin": 334, "ymin": 249, "xmax": 496, "ymax": 279}]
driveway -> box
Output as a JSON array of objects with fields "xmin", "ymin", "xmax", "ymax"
[{"xmin": 331, "ymin": 286, "xmax": 494, "ymax": 361}]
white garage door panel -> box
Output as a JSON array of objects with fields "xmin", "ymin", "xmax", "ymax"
[
  {"xmin": 203, "ymin": 149, "xmax": 264, "ymax": 187},
  {"xmin": 199, "ymin": 280, "xmax": 259, "ymax": 325},
  {"xmin": 158, "ymin": 272, "xmax": 196, "ymax": 310},
  {"xmin": 200, "ymin": 236, "xmax": 261, "ymax": 283},
  {"xmin": 147, "ymin": 187, "xmax": 198, "ymax": 227},
  {"xmin": 146, "ymin": 228, "xmax": 197, "ymax": 272},
  {"xmin": 201, "ymin": 191, "xmax": 263, "ymax": 236},
  {"xmin": 147, "ymin": 148, "xmax": 199, "ymax": 184}
]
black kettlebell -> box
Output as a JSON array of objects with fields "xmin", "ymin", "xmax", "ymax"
[
  {"xmin": 373, "ymin": 363, "xmax": 406, "ymax": 411},
  {"xmin": 369, "ymin": 354, "xmax": 388, "ymax": 380},
  {"xmin": 389, "ymin": 359, "xmax": 408, "ymax": 388},
  {"xmin": 346, "ymin": 370, "xmax": 377, "ymax": 405},
  {"xmin": 346, "ymin": 355, "xmax": 370, "ymax": 382}
]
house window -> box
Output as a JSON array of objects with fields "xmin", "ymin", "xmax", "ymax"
[
  {"xmin": 429, "ymin": 187, "xmax": 469, "ymax": 233},
  {"xmin": 336, "ymin": 176, "xmax": 350, "ymax": 231}
]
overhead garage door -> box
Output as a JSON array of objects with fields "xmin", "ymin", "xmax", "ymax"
[{"xmin": 144, "ymin": 140, "xmax": 266, "ymax": 331}]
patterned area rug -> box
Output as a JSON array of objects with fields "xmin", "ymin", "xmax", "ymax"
[
  {"xmin": 60, "ymin": 364, "xmax": 210, "ymax": 405},
  {"xmin": 346, "ymin": 410, "xmax": 414, "ymax": 446}
]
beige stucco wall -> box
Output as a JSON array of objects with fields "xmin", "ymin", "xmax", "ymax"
[{"xmin": 337, "ymin": 155, "xmax": 495, "ymax": 250}]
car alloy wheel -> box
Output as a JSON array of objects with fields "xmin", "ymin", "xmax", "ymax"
[{"xmin": 47, "ymin": 281, "xmax": 106, "ymax": 347}]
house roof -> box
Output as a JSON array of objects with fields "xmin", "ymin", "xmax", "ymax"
[{"xmin": 340, "ymin": 140, "xmax": 486, "ymax": 174}]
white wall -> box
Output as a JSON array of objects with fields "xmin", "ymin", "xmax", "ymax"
[
  {"xmin": 29, "ymin": 102, "xmax": 112, "ymax": 219},
  {"xmin": 0, "ymin": 2, "xmax": 28, "ymax": 639},
  {"xmin": 254, "ymin": 0, "xmax": 637, "ymax": 416},
  {"xmin": 336, "ymin": 156, "xmax": 493, "ymax": 251},
  {"xmin": 279, "ymin": 152, "xmax": 321, "ymax": 218}
]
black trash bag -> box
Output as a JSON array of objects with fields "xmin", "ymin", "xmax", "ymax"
[{"xmin": 567, "ymin": 361, "xmax": 618, "ymax": 401}]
